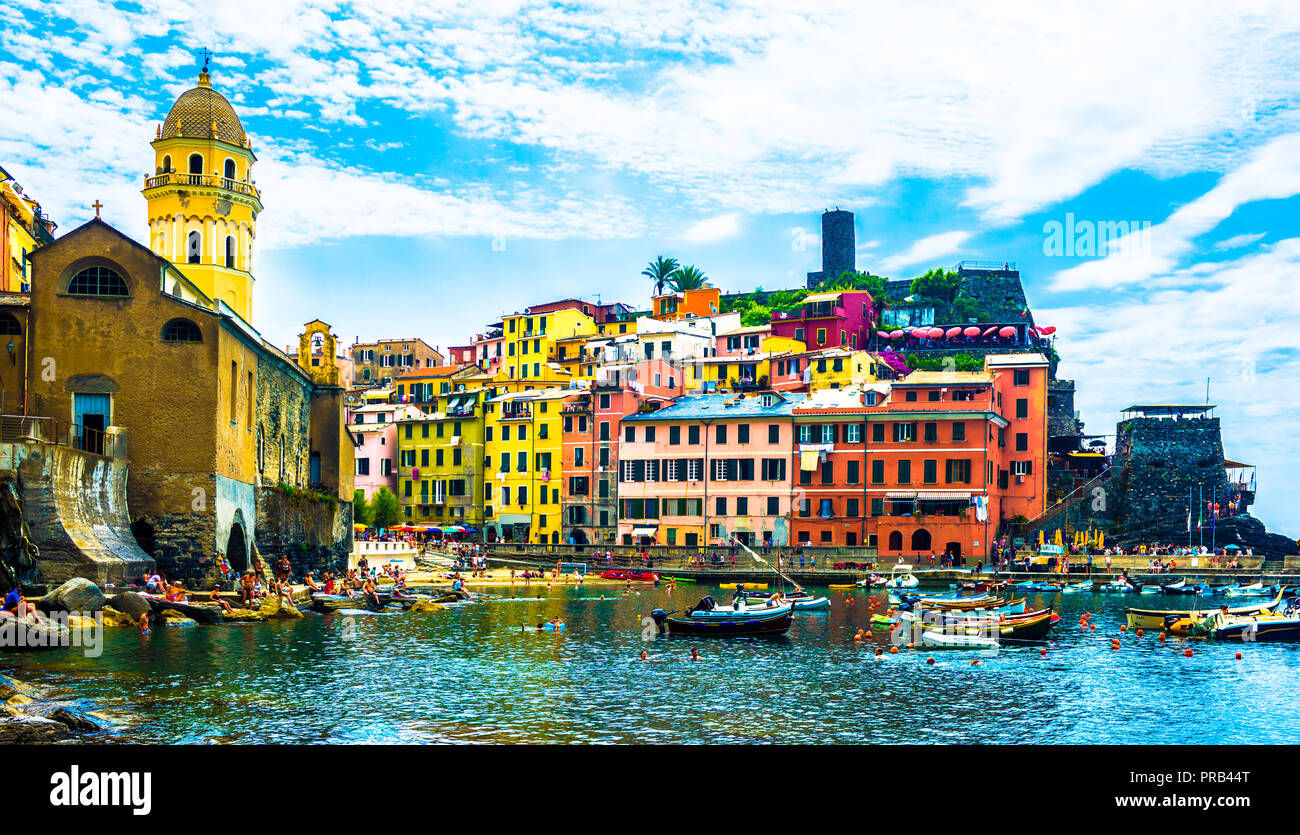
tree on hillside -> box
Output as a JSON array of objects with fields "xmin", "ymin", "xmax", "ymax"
[
  {"xmin": 642, "ymin": 255, "xmax": 680, "ymax": 294},
  {"xmin": 352, "ymin": 489, "xmax": 373, "ymax": 526},
  {"xmin": 371, "ymin": 487, "xmax": 401, "ymax": 530},
  {"xmin": 909, "ymin": 267, "xmax": 959, "ymax": 302},
  {"xmin": 669, "ymin": 264, "xmax": 710, "ymax": 293},
  {"xmin": 741, "ymin": 304, "xmax": 773, "ymax": 327}
]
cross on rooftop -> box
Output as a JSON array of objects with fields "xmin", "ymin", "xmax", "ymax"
[{"xmin": 91, "ymin": 200, "xmax": 103, "ymax": 218}]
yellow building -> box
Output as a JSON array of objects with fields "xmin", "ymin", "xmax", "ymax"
[
  {"xmin": 501, "ymin": 307, "xmax": 598, "ymax": 382},
  {"xmin": 141, "ymin": 65, "xmax": 262, "ymax": 324},
  {"xmin": 483, "ymin": 387, "xmax": 574, "ymax": 544},
  {"xmin": 396, "ymin": 389, "xmax": 487, "ymax": 528},
  {"xmin": 1, "ymin": 165, "xmax": 55, "ymax": 293},
  {"xmin": 807, "ymin": 348, "xmax": 889, "ymax": 390}
]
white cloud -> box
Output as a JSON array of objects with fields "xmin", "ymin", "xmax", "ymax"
[
  {"xmin": 877, "ymin": 231, "xmax": 971, "ymax": 273},
  {"xmin": 678, "ymin": 213, "xmax": 741, "ymax": 243},
  {"xmin": 1049, "ymin": 132, "xmax": 1300, "ymax": 291},
  {"xmin": 1214, "ymin": 232, "xmax": 1267, "ymax": 251}
]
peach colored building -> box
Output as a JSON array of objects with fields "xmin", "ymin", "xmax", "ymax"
[{"xmin": 617, "ymin": 391, "xmax": 807, "ymax": 547}]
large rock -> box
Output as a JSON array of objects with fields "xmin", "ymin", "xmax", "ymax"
[
  {"xmin": 48, "ymin": 707, "xmax": 100, "ymax": 733},
  {"xmin": 407, "ymin": 598, "xmax": 445, "ymax": 614},
  {"xmin": 0, "ymin": 715, "xmax": 71, "ymax": 743},
  {"xmin": 108, "ymin": 591, "xmax": 151, "ymax": 619},
  {"xmin": 157, "ymin": 610, "xmax": 196, "ymax": 626},
  {"xmin": 221, "ymin": 608, "xmax": 265, "ymax": 623},
  {"xmin": 0, "ymin": 616, "xmax": 71, "ymax": 651},
  {"xmin": 100, "ymin": 607, "xmax": 139, "ymax": 628},
  {"xmin": 258, "ymin": 595, "xmax": 303, "ymax": 620},
  {"xmin": 35, "ymin": 578, "xmax": 106, "ymax": 613}
]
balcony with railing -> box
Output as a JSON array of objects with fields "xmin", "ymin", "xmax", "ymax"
[
  {"xmin": 0, "ymin": 415, "xmax": 127, "ymax": 459},
  {"xmin": 143, "ymin": 171, "xmax": 261, "ymax": 200},
  {"xmin": 499, "ymin": 403, "xmax": 533, "ymax": 421}
]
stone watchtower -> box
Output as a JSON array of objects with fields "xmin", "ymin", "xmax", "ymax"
[
  {"xmin": 1109, "ymin": 405, "xmax": 1229, "ymax": 540},
  {"xmin": 806, "ymin": 209, "xmax": 856, "ymax": 287}
]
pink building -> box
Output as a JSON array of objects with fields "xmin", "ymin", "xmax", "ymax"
[
  {"xmin": 771, "ymin": 289, "xmax": 876, "ymax": 351},
  {"xmin": 348, "ymin": 403, "xmax": 423, "ymax": 498},
  {"xmin": 616, "ymin": 391, "xmax": 808, "ymax": 547},
  {"xmin": 716, "ymin": 324, "xmax": 771, "ymax": 357}
]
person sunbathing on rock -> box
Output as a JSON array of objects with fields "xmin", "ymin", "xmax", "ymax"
[
  {"xmin": 208, "ymin": 585, "xmax": 234, "ymax": 614},
  {"xmin": 164, "ymin": 581, "xmax": 188, "ymax": 603},
  {"xmin": 303, "ymin": 572, "xmax": 322, "ymax": 593},
  {"xmin": 361, "ymin": 577, "xmax": 381, "ymax": 608},
  {"xmin": 239, "ymin": 571, "xmax": 257, "ymax": 607}
]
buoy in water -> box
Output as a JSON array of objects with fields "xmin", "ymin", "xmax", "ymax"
[
  {"xmin": 1136, "ymin": 629, "xmax": 1145, "ymax": 638},
  {"xmin": 1120, "ymin": 625, "xmax": 1127, "ymax": 632},
  {"xmin": 970, "ymin": 660, "xmax": 981, "ymax": 666},
  {"xmin": 1158, "ymin": 632, "xmax": 1167, "ymax": 642},
  {"xmin": 1040, "ymin": 648, "xmax": 1047, "ymax": 657},
  {"xmin": 1184, "ymin": 648, "xmax": 1193, "ymax": 657},
  {"xmin": 1236, "ymin": 652, "xmax": 1242, "ymax": 660},
  {"xmin": 889, "ymin": 646, "xmax": 899, "ymax": 654},
  {"xmin": 926, "ymin": 657, "xmax": 935, "ymax": 665}
]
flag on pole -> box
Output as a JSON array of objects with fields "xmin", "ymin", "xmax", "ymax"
[{"xmin": 1186, "ymin": 508, "xmax": 1191, "ymax": 532}]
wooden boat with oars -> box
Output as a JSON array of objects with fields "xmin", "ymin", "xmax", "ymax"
[
  {"xmin": 920, "ymin": 594, "xmax": 1027, "ymax": 612},
  {"xmin": 1125, "ymin": 588, "xmax": 1287, "ymax": 630}
]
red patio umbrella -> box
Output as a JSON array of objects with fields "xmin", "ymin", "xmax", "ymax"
[
  {"xmin": 982, "ymin": 326, "xmax": 999, "ymax": 337},
  {"xmin": 1038, "ymin": 325, "xmax": 1057, "ymax": 335},
  {"xmin": 876, "ymin": 330, "xmax": 892, "ymax": 339},
  {"xmin": 944, "ymin": 327, "xmax": 962, "ymax": 338},
  {"xmin": 998, "ymin": 326, "xmax": 1017, "ymax": 338},
  {"xmin": 889, "ymin": 330, "xmax": 903, "ymax": 339},
  {"xmin": 963, "ymin": 326, "xmax": 981, "ymax": 337}
]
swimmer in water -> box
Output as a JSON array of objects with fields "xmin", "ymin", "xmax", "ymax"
[
  {"xmin": 639, "ymin": 649, "xmax": 650, "ymax": 661},
  {"xmin": 689, "ymin": 647, "xmax": 701, "ymax": 662}
]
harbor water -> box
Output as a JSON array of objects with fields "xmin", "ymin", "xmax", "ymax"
[{"xmin": 4, "ymin": 583, "xmax": 1299, "ymax": 744}]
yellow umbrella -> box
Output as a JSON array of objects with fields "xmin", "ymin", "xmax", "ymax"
[
  {"xmin": 1038, "ymin": 529, "xmax": 1045, "ymax": 547},
  {"xmin": 353, "ymin": 522, "xmax": 368, "ymax": 531},
  {"xmin": 1054, "ymin": 529, "xmax": 1063, "ymax": 546},
  {"xmin": 1098, "ymin": 531, "xmax": 1105, "ymax": 549}
]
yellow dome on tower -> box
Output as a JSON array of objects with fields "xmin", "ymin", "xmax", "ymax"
[{"xmin": 160, "ymin": 72, "xmax": 247, "ymax": 147}]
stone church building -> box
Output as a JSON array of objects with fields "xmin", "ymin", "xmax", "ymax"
[{"xmin": 21, "ymin": 67, "xmax": 353, "ymax": 582}]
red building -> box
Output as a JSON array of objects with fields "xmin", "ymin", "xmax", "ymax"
[{"xmin": 770, "ymin": 289, "xmax": 876, "ymax": 351}]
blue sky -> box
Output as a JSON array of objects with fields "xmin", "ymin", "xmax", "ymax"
[{"xmin": 2, "ymin": 1, "xmax": 1298, "ymax": 535}]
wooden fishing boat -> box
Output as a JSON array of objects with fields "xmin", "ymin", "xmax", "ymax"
[
  {"xmin": 829, "ymin": 583, "xmax": 858, "ymax": 590},
  {"xmin": 1162, "ymin": 581, "xmax": 1206, "ymax": 596},
  {"xmin": 719, "ymin": 582, "xmax": 766, "ymax": 590},
  {"xmin": 650, "ymin": 606, "xmax": 792, "ymax": 637},
  {"xmin": 1124, "ymin": 589, "xmax": 1286, "ymax": 630},
  {"xmin": 1206, "ymin": 582, "xmax": 1239, "ymax": 595},
  {"xmin": 919, "ymin": 608, "xmax": 1057, "ymax": 645}
]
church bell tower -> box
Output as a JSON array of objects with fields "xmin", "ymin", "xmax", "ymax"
[{"xmin": 142, "ymin": 58, "xmax": 262, "ymax": 324}]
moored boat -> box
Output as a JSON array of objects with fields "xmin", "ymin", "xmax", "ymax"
[
  {"xmin": 1125, "ymin": 589, "xmax": 1287, "ymax": 630},
  {"xmin": 1062, "ymin": 580, "xmax": 1093, "ymax": 593},
  {"xmin": 650, "ymin": 606, "xmax": 792, "ymax": 637}
]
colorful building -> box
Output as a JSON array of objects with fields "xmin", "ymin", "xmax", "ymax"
[
  {"xmin": 1, "ymin": 164, "xmax": 55, "ymax": 293},
  {"xmin": 351, "ymin": 337, "xmax": 444, "ymax": 388},
  {"xmin": 618, "ymin": 391, "xmax": 807, "ymax": 547},
  {"xmin": 499, "ymin": 306, "xmax": 598, "ymax": 383},
  {"xmin": 560, "ymin": 360, "xmax": 683, "ymax": 545},
  {"xmin": 395, "ymin": 389, "xmax": 487, "ymax": 528},
  {"xmin": 349, "ymin": 402, "xmax": 423, "ymax": 499},
  {"xmin": 481, "ymin": 386, "xmax": 576, "ymax": 543},
  {"xmin": 770, "ymin": 289, "xmax": 875, "ymax": 351}
]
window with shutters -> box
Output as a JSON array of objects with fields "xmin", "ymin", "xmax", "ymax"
[
  {"xmin": 687, "ymin": 459, "xmax": 701, "ymax": 481},
  {"xmin": 923, "ymin": 459, "xmax": 937, "ymax": 484},
  {"xmin": 666, "ymin": 459, "xmax": 679, "ymax": 481},
  {"xmin": 845, "ymin": 424, "xmax": 862, "ymax": 444},
  {"xmin": 897, "ymin": 460, "xmax": 911, "ymax": 484}
]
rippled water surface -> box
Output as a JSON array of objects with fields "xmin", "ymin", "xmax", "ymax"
[{"xmin": 4, "ymin": 583, "xmax": 1300, "ymax": 744}]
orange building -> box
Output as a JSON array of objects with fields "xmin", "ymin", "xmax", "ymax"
[
  {"xmin": 651, "ymin": 286, "xmax": 721, "ymax": 320},
  {"xmin": 789, "ymin": 352, "xmax": 1048, "ymax": 561}
]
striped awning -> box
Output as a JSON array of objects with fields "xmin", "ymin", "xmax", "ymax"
[{"xmin": 885, "ymin": 490, "xmax": 974, "ymax": 500}]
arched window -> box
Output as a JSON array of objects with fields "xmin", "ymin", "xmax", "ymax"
[
  {"xmin": 187, "ymin": 230, "xmax": 201, "ymax": 264},
  {"xmin": 161, "ymin": 318, "xmax": 203, "ymax": 343},
  {"xmin": 0, "ymin": 313, "xmax": 21, "ymax": 335},
  {"xmin": 161, "ymin": 154, "xmax": 172, "ymax": 174},
  {"xmin": 67, "ymin": 266, "xmax": 128, "ymax": 296},
  {"xmin": 224, "ymin": 158, "xmax": 236, "ymax": 180},
  {"xmin": 225, "ymin": 235, "xmax": 236, "ymax": 268},
  {"xmin": 887, "ymin": 530, "xmax": 902, "ymax": 551},
  {"xmin": 911, "ymin": 529, "xmax": 931, "ymax": 552},
  {"xmin": 188, "ymin": 153, "xmax": 203, "ymax": 175}
]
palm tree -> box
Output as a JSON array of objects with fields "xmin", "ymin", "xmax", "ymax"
[
  {"xmin": 642, "ymin": 256, "xmax": 679, "ymax": 295},
  {"xmin": 669, "ymin": 264, "xmax": 710, "ymax": 292}
]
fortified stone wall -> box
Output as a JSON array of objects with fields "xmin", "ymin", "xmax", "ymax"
[
  {"xmin": 253, "ymin": 485, "xmax": 352, "ymax": 578},
  {"xmin": 954, "ymin": 268, "xmax": 1032, "ymax": 324},
  {"xmin": 1112, "ymin": 416, "xmax": 1228, "ymax": 537}
]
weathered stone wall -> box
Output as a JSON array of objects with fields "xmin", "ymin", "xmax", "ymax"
[
  {"xmin": 1112, "ymin": 416, "xmax": 1228, "ymax": 536},
  {"xmin": 256, "ymin": 350, "xmax": 312, "ymax": 489},
  {"xmin": 253, "ymin": 485, "xmax": 352, "ymax": 578},
  {"xmin": 1, "ymin": 439, "xmax": 153, "ymax": 586}
]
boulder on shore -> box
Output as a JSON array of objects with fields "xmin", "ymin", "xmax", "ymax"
[
  {"xmin": 157, "ymin": 610, "xmax": 197, "ymax": 626},
  {"xmin": 0, "ymin": 616, "xmax": 71, "ymax": 651},
  {"xmin": 100, "ymin": 607, "xmax": 140, "ymax": 628},
  {"xmin": 221, "ymin": 608, "xmax": 265, "ymax": 623},
  {"xmin": 258, "ymin": 594, "xmax": 303, "ymax": 620},
  {"xmin": 407, "ymin": 598, "xmax": 446, "ymax": 614},
  {"xmin": 48, "ymin": 707, "xmax": 100, "ymax": 733},
  {"xmin": 108, "ymin": 591, "xmax": 151, "ymax": 619},
  {"xmin": 0, "ymin": 715, "xmax": 71, "ymax": 743},
  {"xmin": 35, "ymin": 578, "xmax": 106, "ymax": 613}
]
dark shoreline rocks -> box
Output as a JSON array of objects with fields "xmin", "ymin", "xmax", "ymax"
[{"xmin": 0, "ymin": 673, "xmax": 104, "ymax": 744}]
